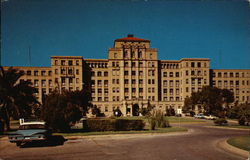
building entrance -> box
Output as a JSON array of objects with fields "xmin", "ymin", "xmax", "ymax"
[{"xmin": 132, "ymin": 104, "xmax": 140, "ymax": 116}]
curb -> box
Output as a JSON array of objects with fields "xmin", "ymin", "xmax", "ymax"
[
  {"xmin": 65, "ymin": 129, "xmax": 192, "ymax": 140},
  {"xmin": 205, "ymin": 126, "xmax": 250, "ymax": 131},
  {"xmin": 217, "ymin": 138, "xmax": 249, "ymax": 159}
]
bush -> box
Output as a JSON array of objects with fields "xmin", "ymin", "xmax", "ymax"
[
  {"xmin": 86, "ymin": 119, "xmax": 145, "ymax": 131},
  {"xmin": 147, "ymin": 110, "xmax": 170, "ymax": 130},
  {"xmin": 238, "ymin": 118, "xmax": 245, "ymax": 126},
  {"xmin": 214, "ymin": 118, "xmax": 228, "ymax": 126}
]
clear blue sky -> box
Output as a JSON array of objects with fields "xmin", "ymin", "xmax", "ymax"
[{"xmin": 1, "ymin": 0, "xmax": 250, "ymax": 69}]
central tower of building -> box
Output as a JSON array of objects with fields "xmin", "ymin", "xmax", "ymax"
[{"xmin": 108, "ymin": 34, "xmax": 158, "ymax": 116}]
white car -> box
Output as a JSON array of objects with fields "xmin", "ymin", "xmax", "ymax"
[
  {"xmin": 205, "ymin": 115, "xmax": 217, "ymax": 120},
  {"xmin": 194, "ymin": 113, "xmax": 205, "ymax": 119}
]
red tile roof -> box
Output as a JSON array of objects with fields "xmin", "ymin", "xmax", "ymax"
[{"xmin": 115, "ymin": 34, "xmax": 150, "ymax": 42}]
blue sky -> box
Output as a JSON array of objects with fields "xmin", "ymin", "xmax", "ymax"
[{"xmin": 1, "ymin": 0, "xmax": 250, "ymax": 69}]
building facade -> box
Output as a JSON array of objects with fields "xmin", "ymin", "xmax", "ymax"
[{"xmin": 5, "ymin": 35, "xmax": 250, "ymax": 116}]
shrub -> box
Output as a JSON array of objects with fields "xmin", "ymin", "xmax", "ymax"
[
  {"xmin": 147, "ymin": 110, "xmax": 170, "ymax": 130},
  {"xmin": 238, "ymin": 118, "xmax": 245, "ymax": 126},
  {"xmin": 86, "ymin": 119, "xmax": 145, "ymax": 131},
  {"xmin": 214, "ymin": 118, "xmax": 228, "ymax": 126}
]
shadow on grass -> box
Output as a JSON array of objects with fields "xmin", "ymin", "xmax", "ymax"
[{"xmin": 19, "ymin": 135, "xmax": 67, "ymax": 148}]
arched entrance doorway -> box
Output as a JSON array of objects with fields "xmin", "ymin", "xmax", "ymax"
[{"xmin": 132, "ymin": 104, "xmax": 140, "ymax": 116}]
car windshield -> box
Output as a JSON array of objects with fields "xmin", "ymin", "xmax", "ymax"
[{"xmin": 19, "ymin": 124, "xmax": 46, "ymax": 130}]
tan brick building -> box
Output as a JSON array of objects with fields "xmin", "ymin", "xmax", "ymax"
[{"xmin": 5, "ymin": 35, "xmax": 250, "ymax": 116}]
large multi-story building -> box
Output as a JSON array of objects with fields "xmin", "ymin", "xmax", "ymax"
[{"xmin": 4, "ymin": 35, "xmax": 250, "ymax": 116}]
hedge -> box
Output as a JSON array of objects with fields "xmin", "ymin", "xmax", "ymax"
[{"xmin": 86, "ymin": 119, "xmax": 145, "ymax": 131}]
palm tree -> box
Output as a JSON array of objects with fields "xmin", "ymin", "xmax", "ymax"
[{"xmin": 0, "ymin": 66, "xmax": 38, "ymax": 131}]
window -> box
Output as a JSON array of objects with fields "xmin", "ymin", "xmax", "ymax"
[
  {"xmin": 224, "ymin": 72, "xmax": 228, "ymax": 78},
  {"xmin": 132, "ymin": 79, "xmax": 136, "ymax": 84},
  {"xmin": 186, "ymin": 70, "xmax": 189, "ymax": 76},
  {"xmin": 68, "ymin": 69, "xmax": 73, "ymax": 75},
  {"xmin": 41, "ymin": 80, "xmax": 46, "ymax": 87},
  {"xmin": 68, "ymin": 60, "xmax": 73, "ymax": 66},
  {"xmin": 69, "ymin": 78, "xmax": 73, "ymax": 85},
  {"xmin": 132, "ymin": 71, "xmax": 136, "ymax": 76},
  {"xmin": 230, "ymin": 72, "xmax": 233, "ymax": 77},
  {"xmin": 139, "ymin": 88, "xmax": 143, "ymax": 93},
  {"xmin": 91, "ymin": 80, "xmax": 95, "ymax": 86},
  {"xmin": 132, "ymin": 62, "xmax": 136, "ymax": 67},
  {"xmin": 76, "ymin": 60, "xmax": 79, "ymax": 65},
  {"xmin": 97, "ymin": 71, "xmax": 102, "ymax": 76},
  {"xmin": 218, "ymin": 72, "xmax": 221, "ymax": 77},
  {"xmin": 169, "ymin": 72, "xmax": 173, "ymax": 77},
  {"xmin": 176, "ymin": 72, "xmax": 179, "ymax": 77},
  {"xmin": 138, "ymin": 51, "xmax": 142, "ymax": 58},
  {"xmin": 186, "ymin": 79, "xmax": 189, "ymax": 84},
  {"xmin": 176, "ymin": 80, "xmax": 179, "ymax": 87},
  {"xmin": 125, "ymin": 62, "xmax": 129, "ymax": 67},
  {"xmin": 124, "ymin": 71, "xmax": 129, "ymax": 76},
  {"xmin": 49, "ymin": 80, "xmax": 52, "ymax": 87},
  {"xmin": 163, "ymin": 72, "xmax": 167, "ymax": 77},
  {"xmin": 163, "ymin": 80, "xmax": 167, "ymax": 87},
  {"xmin": 197, "ymin": 62, "xmax": 201, "ymax": 67},
  {"xmin": 34, "ymin": 71, "xmax": 39, "ymax": 76},
  {"xmin": 41, "ymin": 71, "xmax": 46, "ymax": 76},
  {"xmin": 34, "ymin": 80, "xmax": 39, "ymax": 87},
  {"xmin": 27, "ymin": 70, "xmax": 31, "ymax": 75},
  {"xmin": 132, "ymin": 88, "xmax": 136, "ymax": 93},
  {"xmin": 170, "ymin": 80, "xmax": 173, "ymax": 87},
  {"xmin": 104, "ymin": 80, "xmax": 108, "ymax": 87},
  {"xmin": 114, "ymin": 53, "xmax": 117, "ymax": 58},
  {"xmin": 55, "ymin": 60, "xmax": 58, "ymax": 65},
  {"xmin": 61, "ymin": 69, "xmax": 66, "ymax": 75},
  {"xmin": 61, "ymin": 78, "xmax": 65, "ymax": 85},
  {"xmin": 61, "ymin": 60, "xmax": 65, "ymax": 66},
  {"xmin": 191, "ymin": 62, "xmax": 195, "ymax": 67},
  {"xmin": 139, "ymin": 71, "xmax": 143, "ymax": 76},
  {"xmin": 163, "ymin": 89, "xmax": 167, "ymax": 95},
  {"xmin": 104, "ymin": 71, "xmax": 108, "ymax": 76},
  {"xmin": 125, "ymin": 88, "xmax": 129, "ymax": 93},
  {"xmin": 76, "ymin": 69, "xmax": 79, "ymax": 75},
  {"xmin": 98, "ymin": 80, "xmax": 102, "ymax": 87},
  {"xmin": 139, "ymin": 79, "xmax": 143, "ymax": 84}
]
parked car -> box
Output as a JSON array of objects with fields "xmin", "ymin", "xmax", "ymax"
[
  {"xmin": 8, "ymin": 119, "xmax": 52, "ymax": 147},
  {"xmin": 204, "ymin": 115, "xmax": 217, "ymax": 120},
  {"xmin": 194, "ymin": 113, "xmax": 205, "ymax": 119}
]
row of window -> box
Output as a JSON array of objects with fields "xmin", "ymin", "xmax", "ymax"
[
  {"xmin": 26, "ymin": 70, "xmax": 52, "ymax": 76},
  {"xmin": 91, "ymin": 71, "xmax": 108, "ymax": 77},
  {"xmin": 54, "ymin": 59, "xmax": 80, "ymax": 66},
  {"xmin": 213, "ymin": 80, "xmax": 249, "ymax": 87},
  {"xmin": 88, "ymin": 62, "xmax": 108, "ymax": 68},
  {"xmin": 55, "ymin": 68, "xmax": 79, "ymax": 75},
  {"xmin": 213, "ymin": 72, "xmax": 247, "ymax": 78}
]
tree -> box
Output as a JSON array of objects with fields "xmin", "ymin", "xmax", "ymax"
[
  {"xmin": 140, "ymin": 102, "xmax": 155, "ymax": 116},
  {"xmin": 184, "ymin": 86, "xmax": 234, "ymax": 117},
  {"xmin": 0, "ymin": 66, "xmax": 38, "ymax": 131},
  {"xmin": 237, "ymin": 103, "xmax": 250, "ymax": 126},
  {"xmin": 41, "ymin": 90, "xmax": 91, "ymax": 132},
  {"xmin": 91, "ymin": 105, "xmax": 105, "ymax": 117}
]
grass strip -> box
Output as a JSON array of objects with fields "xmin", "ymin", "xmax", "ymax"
[
  {"xmin": 54, "ymin": 127, "xmax": 187, "ymax": 137},
  {"xmin": 227, "ymin": 136, "xmax": 250, "ymax": 151}
]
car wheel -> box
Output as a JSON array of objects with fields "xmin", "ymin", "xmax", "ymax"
[{"xmin": 16, "ymin": 142, "xmax": 22, "ymax": 147}]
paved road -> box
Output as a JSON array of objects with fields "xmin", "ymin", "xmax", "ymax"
[{"xmin": 0, "ymin": 122, "xmax": 249, "ymax": 160}]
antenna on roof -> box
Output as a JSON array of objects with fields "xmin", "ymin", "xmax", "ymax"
[{"xmin": 28, "ymin": 46, "xmax": 31, "ymax": 66}]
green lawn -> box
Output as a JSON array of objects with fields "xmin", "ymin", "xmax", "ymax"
[
  {"xmin": 227, "ymin": 136, "xmax": 250, "ymax": 151},
  {"xmin": 117, "ymin": 116, "xmax": 205, "ymax": 123},
  {"xmin": 54, "ymin": 127, "xmax": 188, "ymax": 137}
]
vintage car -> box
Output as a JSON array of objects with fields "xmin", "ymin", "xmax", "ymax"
[
  {"xmin": 8, "ymin": 119, "xmax": 51, "ymax": 147},
  {"xmin": 204, "ymin": 115, "xmax": 217, "ymax": 120}
]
